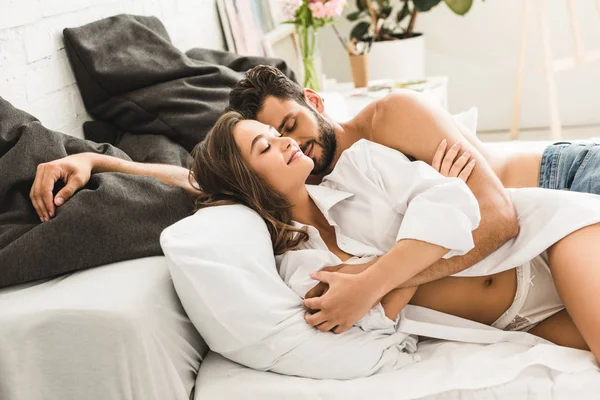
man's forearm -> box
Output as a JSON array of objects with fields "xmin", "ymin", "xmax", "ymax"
[
  {"xmin": 399, "ymin": 201, "xmax": 519, "ymax": 287},
  {"xmin": 88, "ymin": 153, "xmax": 199, "ymax": 196}
]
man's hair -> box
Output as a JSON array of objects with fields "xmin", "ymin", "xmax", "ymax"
[{"xmin": 228, "ymin": 65, "xmax": 308, "ymax": 119}]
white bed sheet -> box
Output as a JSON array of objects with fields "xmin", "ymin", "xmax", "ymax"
[
  {"xmin": 195, "ymin": 340, "xmax": 600, "ymax": 400},
  {"xmin": 0, "ymin": 256, "xmax": 208, "ymax": 400}
]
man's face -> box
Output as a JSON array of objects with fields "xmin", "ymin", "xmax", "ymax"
[{"xmin": 256, "ymin": 96, "xmax": 336, "ymax": 175}]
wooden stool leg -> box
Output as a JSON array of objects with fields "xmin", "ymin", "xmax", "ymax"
[
  {"xmin": 538, "ymin": 0, "xmax": 562, "ymax": 140},
  {"xmin": 510, "ymin": 0, "xmax": 530, "ymax": 140}
]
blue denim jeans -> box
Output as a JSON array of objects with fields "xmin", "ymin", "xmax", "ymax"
[{"xmin": 539, "ymin": 142, "xmax": 600, "ymax": 194}]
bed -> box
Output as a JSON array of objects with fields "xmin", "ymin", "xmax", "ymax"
[
  {"xmin": 195, "ymin": 344, "xmax": 600, "ymax": 399},
  {"xmin": 162, "ymin": 204, "xmax": 600, "ymax": 400},
  {"xmin": 0, "ymin": 257, "xmax": 207, "ymax": 400},
  {"xmin": 3, "ymin": 13, "xmax": 600, "ymax": 400}
]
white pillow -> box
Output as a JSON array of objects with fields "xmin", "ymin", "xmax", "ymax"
[
  {"xmin": 452, "ymin": 107, "xmax": 479, "ymax": 136},
  {"xmin": 321, "ymin": 91, "xmax": 478, "ymax": 136},
  {"xmin": 160, "ymin": 204, "xmax": 419, "ymax": 379}
]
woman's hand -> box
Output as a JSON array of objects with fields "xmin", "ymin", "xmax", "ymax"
[
  {"xmin": 304, "ymin": 259, "xmax": 377, "ymax": 301},
  {"xmin": 303, "ymin": 264, "xmax": 383, "ymax": 334},
  {"xmin": 432, "ymin": 139, "xmax": 476, "ymax": 182},
  {"xmin": 30, "ymin": 153, "xmax": 95, "ymax": 222}
]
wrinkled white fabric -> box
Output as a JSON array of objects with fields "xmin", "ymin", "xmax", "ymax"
[{"xmin": 195, "ymin": 345, "xmax": 599, "ymax": 400}]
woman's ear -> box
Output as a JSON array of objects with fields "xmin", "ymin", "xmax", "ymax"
[{"xmin": 303, "ymin": 89, "xmax": 325, "ymax": 114}]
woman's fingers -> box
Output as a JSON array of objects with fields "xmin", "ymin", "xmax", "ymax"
[
  {"xmin": 303, "ymin": 296, "xmax": 322, "ymax": 310},
  {"xmin": 39, "ymin": 168, "xmax": 59, "ymax": 219},
  {"xmin": 305, "ymin": 282, "xmax": 328, "ymax": 299},
  {"xmin": 333, "ymin": 324, "xmax": 352, "ymax": 334},
  {"xmin": 31, "ymin": 163, "xmax": 61, "ymax": 222},
  {"xmin": 439, "ymin": 142, "xmax": 462, "ymax": 176},
  {"xmin": 448, "ymin": 150, "xmax": 471, "ymax": 177},
  {"xmin": 458, "ymin": 159, "xmax": 476, "ymax": 182},
  {"xmin": 30, "ymin": 167, "xmax": 52, "ymax": 222},
  {"xmin": 305, "ymin": 311, "xmax": 327, "ymax": 327},
  {"xmin": 316, "ymin": 321, "xmax": 337, "ymax": 333},
  {"xmin": 431, "ymin": 139, "xmax": 447, "ymax": 172}
]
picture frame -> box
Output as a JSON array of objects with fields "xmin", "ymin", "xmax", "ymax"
[
  {"xmin": 217, "ymin": 0, "xmax": 277, "ymax": 56},
  {"xmin": 216, "ymin": 0, "xmax": 236, "ymax": 52}
]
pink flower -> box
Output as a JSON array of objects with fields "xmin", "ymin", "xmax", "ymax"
[
  {"xmin": 308, "ymin": 1, "xmax": 327, "ymax": 18},
  {"xmin": 323, "ymin": 0, "xmax": 344, "ymax": 17},
  {"xmin": 309, "ymin": 0, "xmax": 344, "ymax": 19}
]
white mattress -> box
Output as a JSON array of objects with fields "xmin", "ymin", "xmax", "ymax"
[
  {"xmin": 195, "ymin": 340, "xmax": 600, "ymax": 399},
  {"xmin": 0, "ymin": 256, "xmax": 208, "ymax": 400}
]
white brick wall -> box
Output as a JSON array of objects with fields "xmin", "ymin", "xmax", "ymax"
[{"xmin": 0, "ymin": 0, "xmax": 225, "ymax": 138}]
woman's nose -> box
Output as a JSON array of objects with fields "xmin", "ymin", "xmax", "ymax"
[{"xmin": 278, "ymin": 136, "xmax": 294, "ymax": 149}]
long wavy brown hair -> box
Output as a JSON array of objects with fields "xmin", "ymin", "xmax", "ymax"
[{"xmin": 189, "ymin": 111, "xmax": 309, "ymax": 254}]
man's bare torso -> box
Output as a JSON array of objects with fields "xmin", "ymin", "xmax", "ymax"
[{"xmin": 341, "ymin": 99, "xmax": 544, "ymax": 190}]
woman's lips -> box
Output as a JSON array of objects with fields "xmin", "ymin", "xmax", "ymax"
[{"xmin": 288, "ymin": 148, "xmax": 302, "ymax": 164}]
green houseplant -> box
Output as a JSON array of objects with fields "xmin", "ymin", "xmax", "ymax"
[
  {"xmin": 347, "ymin": 0, "xmax": 476, "ymax": 42},
  {"xmin": 345, "ymin": 0, "xmax": 478, "ymax": 81}
]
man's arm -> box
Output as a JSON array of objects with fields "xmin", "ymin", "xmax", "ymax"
[
  {"xmin": 370, "ymin": 90, "xmax": 519, "ymax": 284},
  {"xmin": 30, "ymin": 153, "xmax": 199, "ymax": 222}
]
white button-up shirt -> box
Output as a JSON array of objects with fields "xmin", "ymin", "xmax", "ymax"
[
  {"xmin": 277, "ymin": 139, "xmax": 481, "ymax": 330},
  {"xmin": 278, "ymin": 139, "xmax": 600, "ymax": 345}
]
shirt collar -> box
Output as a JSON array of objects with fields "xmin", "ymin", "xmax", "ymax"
[
  {"xmin": 291, "ymin": 184, "xmax": 354, "ymax": 231},
  {"xmin": 306, "ymin": 184, "xmax": 354, "ymax": 215}
]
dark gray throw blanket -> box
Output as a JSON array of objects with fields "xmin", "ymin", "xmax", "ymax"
[
  {"xmin": 0, "ymin": 96, "xmax": 194, "ymax": 289},
  {"xmin": 63, "ymin": 14, "xmax": 298, "ymax": 153}
]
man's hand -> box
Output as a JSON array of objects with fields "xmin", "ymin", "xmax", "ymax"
[
  {"xmin": 432, "ymin": 140, "xmax": 476, "ymax": 182},
  {"xmin": 303, "ymin": 266, "xmax": 382, "ymax": 335},
  {"xmin": 30, "ymin": 154, "xmax": 94, "ymax": 222}
]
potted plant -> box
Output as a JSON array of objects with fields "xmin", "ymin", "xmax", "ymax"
[{"xmin": 347, "ymin": 0, "xmax": 476, "ymax": 81}]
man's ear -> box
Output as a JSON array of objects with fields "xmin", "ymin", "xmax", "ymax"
[{"xmin": 303, "ymin": 89, "xmax": 325, "ymax": 114}]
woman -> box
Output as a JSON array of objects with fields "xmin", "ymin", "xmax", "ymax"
[{"xmin": 190, "ymin": 111, "xmax": 600, "ymax": 361}]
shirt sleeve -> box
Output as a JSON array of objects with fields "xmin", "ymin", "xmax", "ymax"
[
  {"xmin": 276, "ymin": 249, "xmax": 336, "ymax": 299},
  {"xmin": 360, "ymin": 140, "xmax": 481, "ymax": 259}
]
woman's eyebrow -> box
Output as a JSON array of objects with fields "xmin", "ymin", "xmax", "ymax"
[{"xmin": 250, "ymin": 133, "xmax": 266, "ymax": 152}]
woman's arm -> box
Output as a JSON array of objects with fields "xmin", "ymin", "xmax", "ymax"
[
  {"xmin": 305, "ymin": 260, "xmax": 418, "ymax": 329},
  {"xmin": 30, "ymin": 153, "xmax": 199, "ymax": 222},
  {"xmin": 90, "ymin": 153, "xmax": 198, "ymax": 196}
]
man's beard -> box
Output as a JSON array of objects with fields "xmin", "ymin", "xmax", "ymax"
[{"xmin": 304, "ymin": 111, "xmax": 336, "ymax": 176}]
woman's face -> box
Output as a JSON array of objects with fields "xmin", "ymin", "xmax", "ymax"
[{"xmin": 234, "ymin": 119, "xmax": 314, "ymax": 197}]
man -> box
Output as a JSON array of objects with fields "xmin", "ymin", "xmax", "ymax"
[{"xmin": 29, "ymin": 65, "xmax": 590, "ymax": 331}]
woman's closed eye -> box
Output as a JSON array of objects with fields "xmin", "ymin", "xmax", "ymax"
[{"xmin": 260, "ymin": 143, "xmax": 271, "ymax": 154}]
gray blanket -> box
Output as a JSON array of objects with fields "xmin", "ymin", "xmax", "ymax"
[
  {"xmin": 0, "ymin": 97, "xmax": 194, "ymax": 289},
  {"xmin": 0, "ymin": 14, "xmax": 296, "ymax": 289}
]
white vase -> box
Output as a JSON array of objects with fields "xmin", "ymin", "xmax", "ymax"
[{"xmin": 367, "ymin": 34, "xmax": 425, "ymax": 81}]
